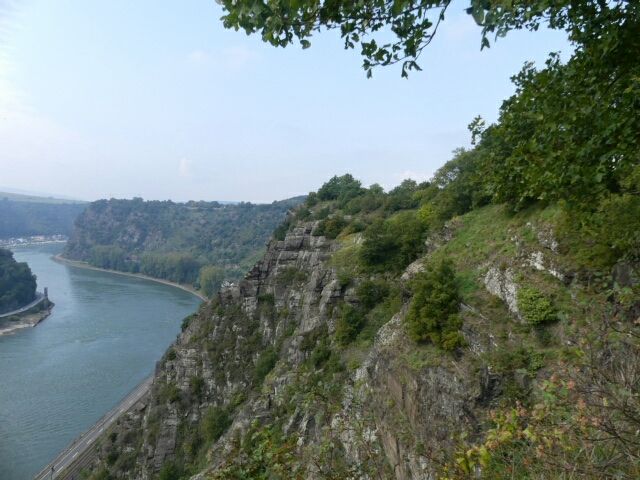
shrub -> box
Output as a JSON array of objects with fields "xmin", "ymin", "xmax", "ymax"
[
  {"xmin": 320, "ymin": 215, "xmax": 347, "ymax": 239},
  {"xmin": 335, "ymin": 304, "xmax": 365, "ymax": 345},
  {"xmin": 254, "ymin": 346, "xmax": 278, "ymax": 382},
  {"xmin": 202, "ymin": 406, "xmax": 231, "ymax": 442},
  {"xmin": 517, "ymin": 287, "xmax": 557, "ymax": 325},
  {"xmin": 356, "ymin": 278, "xmax": 390, "ymax": 311},
  {"xmin": 405, "ymin": 259, "xmax": 466, "ymax": 351},
  {"xmin": 257, "ymin": 293, "xmax": 275, "ymax": 305},
  {"xmin": 157, "ymin": 461, "xmax": 183, "ymax": 480},
  {"xmin": 190, "ymin": 376, "xmax": 205, "ymax": 398},
  {"xmin": 181, "ymin": 314, "xmax": 194, "ymax": 331},
  {"xmin": 305, "ymin": 192, "xmax": 318, "ymax": 207},
  {"xmin": 337, "ymin": 270, "xmax": 354, "ymax": 289},
  {"xmin": 310, "ymin": 340, "xmax": 332, "ymax": 366},
  {"xmin": 273, "ymin": 220, "xmax": 290, "ymax": 241}
]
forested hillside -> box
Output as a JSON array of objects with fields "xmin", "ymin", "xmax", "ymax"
[
  {"xmin": 0, "ymin": 198, "xmax": 87, "ymax": 238},
  {"xmin": 63, "ymin": 197, "xmax": 304, "ymax": 291},
  {"xmin": 0, "ymin": 248, "xmax": 37, "ymax": 315}
]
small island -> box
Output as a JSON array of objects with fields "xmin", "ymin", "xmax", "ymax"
[{"xmin": 0, "ymin": 248, "xmax": 54, "ymax": 335}]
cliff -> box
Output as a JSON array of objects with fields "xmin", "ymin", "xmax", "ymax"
[{"xmin": 86, "ymin": 193, "xmax": 639, "ymax": 478}]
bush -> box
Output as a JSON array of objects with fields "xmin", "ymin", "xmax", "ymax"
[
  {"xmin": 190, "ymin": 376, "xmax": 205, "ymax": 398},
  {"xmin": 335, "ymin": 304, "xmax": 365, "ymax": 345},
  {"xmin": 337, "ymin": 270, "xmax": 354, "ymax": 289},
  {"xmin": 157, "ymin": 461, "xmax": 183, "ymax": 480},
  {"xmin": 405, "ymin": 259, "xmax": 466, "ymax": 350},
  {"xmin": 359, "ymin": 213, "xmax": 426, "ymax": 272},
  {"xmin": 356, "ymin": 278, "xmax": 390, "ymax": 311},
  {"xmin": 517, "ymin": 287, "xmax": 557, "ymax": 325},
  {"xmin": 181, "ymin": 314, "xmax": 194, "ymax": 331},
  {"xmin": 317, "ymin": 215, "xmax": 347, "ymax": 239},
  {"xmin": 310, "ymin": 340, "xmax": 332, "ymax": 366},
  {"xmin": 257, "ymin": 293, "xmax": 275, "ymax": 305},
  {"xmin": 202, "ymin": 406, "xmax": 231, "ymax": 442},
  {"xmin": 254, "ymin": 346, "xmax": 278, "ymax": 382}
]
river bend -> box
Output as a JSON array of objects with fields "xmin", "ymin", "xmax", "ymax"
[{"xmin": 0, "ymin": 244, "xmax": 202, "ymax": 480}]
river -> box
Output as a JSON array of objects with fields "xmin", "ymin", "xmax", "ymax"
[{"xmin": 0, "ymin": 244, "xmax": 203, "ymax": 480}]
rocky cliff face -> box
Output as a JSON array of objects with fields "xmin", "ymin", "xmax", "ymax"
[
  {"xmin": 95, "ymin": 217, "xmax": 499, "ymax": 479},
  {"xmin": 91, "ymin": 202, "xmax": 637, "ymax": 479}
]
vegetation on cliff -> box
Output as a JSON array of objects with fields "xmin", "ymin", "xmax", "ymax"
[
  {"xmin": 63, "ymin": 197, "xmax": 304, "ymax": 292},
  {"xmin": 0, "ymin": 248, "xmax": 37, "ymax": 315}
]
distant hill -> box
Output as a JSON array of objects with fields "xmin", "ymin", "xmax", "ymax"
[
  {"xmin": 0, "ymin": 191, "xmax": 87, "ymax": 205},
  {"xmin": 63, "ymin": 196, "xmax": 305, "ymax": 286},
  {"xmin": 0, "ymin": 194, "xmax": 88, "ymax": 239}
]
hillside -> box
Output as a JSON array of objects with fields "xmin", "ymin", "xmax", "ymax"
[
  {"xmin": 0, "ymin": 248, "xmax": 37, "ymax": 315},
  {"xmin": 79, "ymin": 172, "xmax": 639, "ymax": 479},
  {"xmin": 63, "ymin": 197, "xmax": 304, "ymax": 288},
  {"xmin": 0, "ymin": 196, "xmax": 87, "ymax": 239}
]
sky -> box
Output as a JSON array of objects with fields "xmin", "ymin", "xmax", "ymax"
[{"xmin": 0, "ymin": 0, "xmax": 570, "ymax": 203}]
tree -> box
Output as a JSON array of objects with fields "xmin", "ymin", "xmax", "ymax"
[
  {"xmin": 198, "ymin": 265, "xmax": 226, "ymax": 297},
  {"xmin": 220, "ymin": 0, "xmax": 637, "ymax": 76},
  {"xmin": 404, "ymin": 258, "xmax": 465, "ymax": 350},
  {"xmin": 0, "ymin": 248, "xmax": 37, "ymax": 314}
]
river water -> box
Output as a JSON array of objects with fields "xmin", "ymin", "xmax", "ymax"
[{"xmin": 0, "ymin": 244, "xmax": 203, "ymax": 480}]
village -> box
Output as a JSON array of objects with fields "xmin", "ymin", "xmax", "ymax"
[{"xmin": 0, "ymin": 235, "xmax": 68, "ymax": 248}]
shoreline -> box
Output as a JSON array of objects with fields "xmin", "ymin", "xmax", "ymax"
[
  {"xmin": 0, "ymin": 305, "xmax": 53, "ymax": 336},
  {"xmin": 52, "ymin": 255, "xmax": 208, "ymax": 302}
]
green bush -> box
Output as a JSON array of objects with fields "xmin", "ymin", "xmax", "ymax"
[
  {"xmin": 257, "ymin": 293, "xmax": 275, "ymax": 305},
  {"xmin": 335, "ymin": 304, "xmax": 365, "ymax": 345},
  {"xmin": 202, "ymin": 406, "xmax": 231, "ymax": 442},
  {"xmin": 359, "ymin": 213, "xmax": 426, "ymax": 272},
  {"xmin": 337, "ymin": 270, "xmax": 354, "ymax": 289},
  {"xmin": 273, "ymin": 220, "xmax": 291, "ymax": 241},
  {"xmin": 305, "ymin": 192, "xmax": 318, "ymax": 207},
  {"xmin": 168, "ymin": 385, "xmax": 182, "ymax": 403},
  {"xmin": 310, "ymin": 340, "xmax": 332, "ymax": 366},
  {"xmin": 405, "ymin": 259, "xmax": 466, "ymax": 350},
  {"xmin": 254, "ymin": 346, "xmax": 278, "ymax": 382},
  {"xmin": 190, "ymin": 376, "xmax": 205, "ymax": 398},
  {"xmin": 356, "ymin": 278, "xmax": 390, "ymax": 311},
  {"xmin": 517, "ymin": 287, "xmax": 557, "ymax": 325},
  {"xmin": 157, "ymin": 461, "xmax": 183, "ymax": 480},
  {"xmin": 317, "ymin": 215, "xmax": 347, "ymax": 239},
  {"xmin": 181, "ymin": 314, "xmax": 194, "ymax": 331}
]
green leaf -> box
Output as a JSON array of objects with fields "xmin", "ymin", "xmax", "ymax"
[{"xmin": 471, "ymin": 7, "xmax": 484, "ymax": 25}]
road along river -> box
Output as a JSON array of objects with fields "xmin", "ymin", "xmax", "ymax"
[{"xmin": 0, "ymin": 244, "xmax": 203, "ymax": 480}]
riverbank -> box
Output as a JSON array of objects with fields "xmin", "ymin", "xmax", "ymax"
[
  {"xmin": 0, "ymin": 303, "xmax": 54, "ymax": 336},
  {"xmin": 52, "ymin": 255, "xmax": 208, "ymax": 302}
]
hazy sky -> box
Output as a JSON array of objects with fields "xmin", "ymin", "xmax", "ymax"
[{"xmin": 0, "ymin": 0, "xmax": 570, "ymax": 203}]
